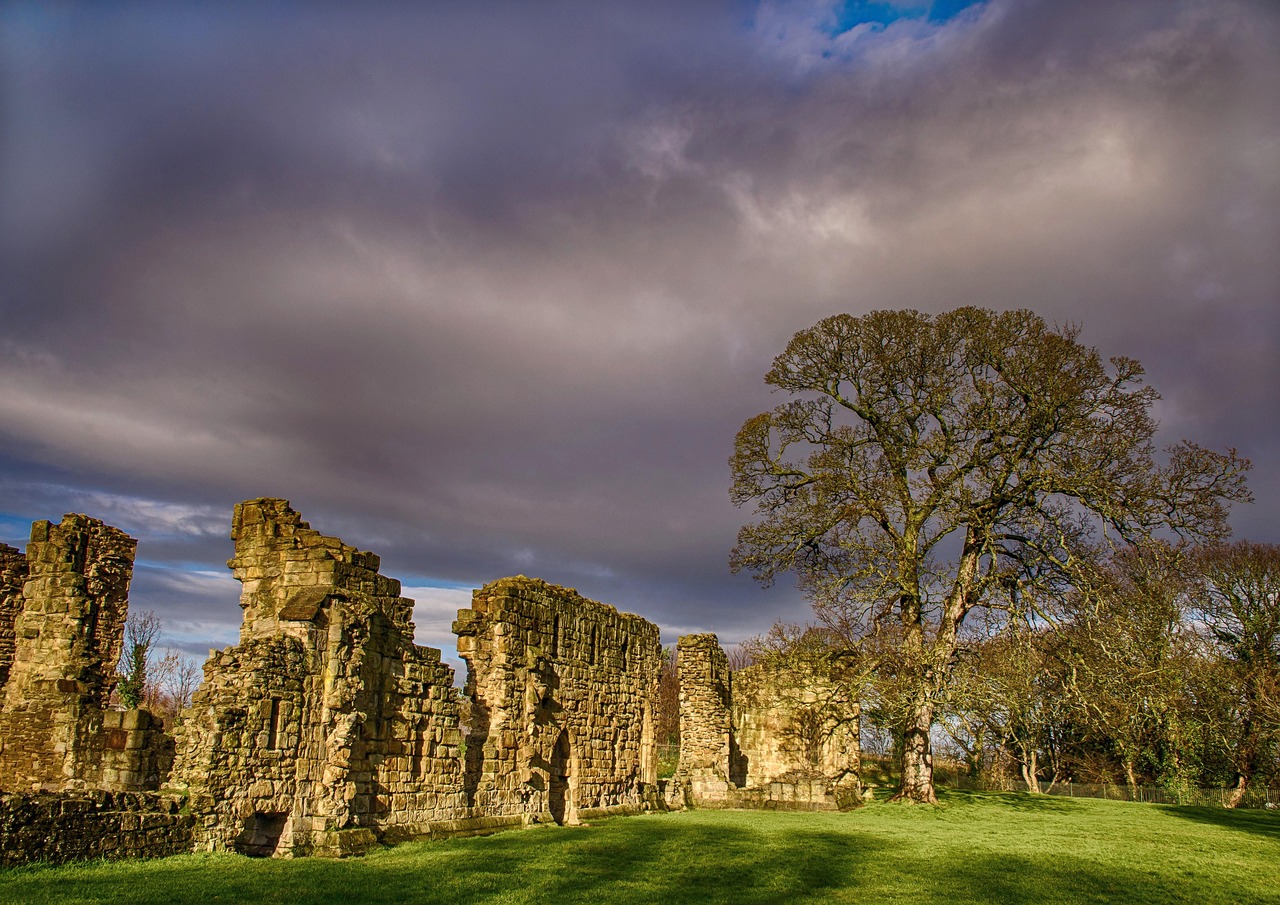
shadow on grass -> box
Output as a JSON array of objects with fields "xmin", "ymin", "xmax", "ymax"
[
  {"xmin": 923, "ymin": 851, "xmax": 1217, "ymax": 905},
  {"xmin": 3, "ymin": 806, "xmax": 1275, "ymax": 905},
  {"xmin": 506, "ymin": 820, "xmax": 876, "ymax": 904},
  {"xmin": 938, "ymin": 789, "xmax": 1083, "ymax": 813},
  {"xmin": 1157, "ymin": 803, "xmax": 1280, "ymax": 841}
]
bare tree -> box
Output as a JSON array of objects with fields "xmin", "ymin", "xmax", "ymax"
[
  {"xmin": 147, "ymin": 648, "xmax": 203, "ymax": 724},
  {"xmin": 952, "ymin": 625, "xmax": 1072, "ymax": 792},
  {"xmin": 1061, "ymin": 543, "xmax": 1202, "ymax": 796},
  {"xmin": 655, "ymin": 645, "xmax": 679, "ymax": 746},
  {"xmin": 1192, "ymin": 541, "xmax": 1280, "ymax": 807},
  {"xmin": 731, "ymin": 308, "xmax": 1250, "ymax": 802}
]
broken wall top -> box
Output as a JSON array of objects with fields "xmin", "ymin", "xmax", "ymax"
[
  {"xmin": 3, "ymin": 514, "xmax": 136, "ymax": 710},
  {"xmin": 228, "ymin": 498, "xmax": 415, "ymax": 642},
  {"xmin": 455, "ymin": 575, "xmax": 661, "ymax": 668}
]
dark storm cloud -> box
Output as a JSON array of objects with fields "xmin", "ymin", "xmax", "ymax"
[{"xmin": 1, "ymin": 0, "xmax": 1277, "ymax": 649}]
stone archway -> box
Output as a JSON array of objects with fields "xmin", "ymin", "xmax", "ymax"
[
  {"xmin": 548, "ymin": 729, "xmax": 572, "ymax": 826},
  {"xmin": 235, "ymin": 812, "xmax": 287, "ymax": 857}
]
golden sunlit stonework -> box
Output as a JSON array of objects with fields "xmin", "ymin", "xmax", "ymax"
[{"xmin": 0, "ymin": 499, "xmax": 859, "ymax": 865}]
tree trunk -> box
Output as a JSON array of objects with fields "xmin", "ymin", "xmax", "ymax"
[
  {"xmin": 1226, "ymin": 774, "xmax": 1247, "ymax": 809},
  {"xmin": 1021, "ymin": 750, "xmax": 1039, "ymax": 794},
  {"xmin": 893, "ymin": 701, "xmax": 937, "ymax": 803},
  {"xmin": 1123, "ymin": 759, "xmax": 1139, "ymax": 801}
]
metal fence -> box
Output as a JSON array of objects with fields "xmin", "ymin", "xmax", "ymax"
[{"xmin": 945, "ymin": 774, "xmax": 1279, "ymax": 809}]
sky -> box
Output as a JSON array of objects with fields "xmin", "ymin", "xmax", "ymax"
[{"xmin": 1, "ymin": 0, "xmax": 1277, "ymax": 676}]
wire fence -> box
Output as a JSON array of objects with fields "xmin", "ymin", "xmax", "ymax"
[{"xmin": 945, "ymin": 774, "xmax": 1280, "ymax": 809}]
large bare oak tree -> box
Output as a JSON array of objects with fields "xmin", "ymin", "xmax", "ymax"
[{"xmin": 730, "ymin": 308, "xmax": 1250, "ymax": 802}]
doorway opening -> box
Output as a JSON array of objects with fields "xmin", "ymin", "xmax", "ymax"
[
  {"xmin": 235, "ymin": 812, "xmax": 287, "ymax": 857},
  {"xmin": 549, "ymin": 730, "xmax": 572, "ymax": 826}
]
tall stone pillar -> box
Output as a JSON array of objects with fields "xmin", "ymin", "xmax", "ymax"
[
  {"xmin": 0, "ymin": 515, "xmax": 136, "ymax": 790},
  {"xmin": 670, "ymin": 633, "xmax": 735, "ymax": 805}
]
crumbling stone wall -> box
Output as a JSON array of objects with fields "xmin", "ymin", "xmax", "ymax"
[
  {"xmin": 0, "ymin": 543, "xmax": 28, "ymax": 691},
  {"xmin": 0, "ymin": 515, "xmax": 169, "ymax": 793},
  {"xmin": 171, "ymin": 499, "xmax": 469, "ymax": 857},
  {"xmin": 1, "ymin": 498, "xmax": 669, "ymax": 862},
  {"xmin": 173, "ymin": 502, "xmax": 664, "ymax": 857},
  {"xmin": 0, "ymin": 790, "xmax": 193, "ymax": 867},
  {"xmin": 732, "ymin": 661, "xmax": 860, "ymax": 799},
  {"xmin": 667, "ymin": 633, "xmax": 739, "ymax": 805},
  {"xmin": 671, "ymin": 633, "xmax": 860, "ymax": 810},
  {"xmin": 454, "ymin": 577, "xmax": 663, "ymax": 825}
]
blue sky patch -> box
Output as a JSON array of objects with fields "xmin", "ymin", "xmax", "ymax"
[{"xmin": 827, "ymin": 0, "xmax": 984, "ymax": 34}]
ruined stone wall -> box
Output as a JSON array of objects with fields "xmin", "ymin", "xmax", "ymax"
[
  {"xmin": 671, "ymin": 633, "xmax": 860, "ymax": 811},
  {"xmin": 732, "ymin": 662, "xmax": 860, "ymax": 792},
  {"xmin": 99, "ymin": 708, "xmax": 176, "ymax": 792},
  {"xmin": 0, "ymin": 515, "xmax": 167, "ymax": 792},
  {"xmin": 667, "ymin": 633, "xmax": 737, "ymax": 805},
  {"xmin": 0, "ymin": 790, "xmax": 193, "ymax": 868},
  {"xmin": 171, "ymin": 499, "xmax": 468, "ymax": 857},
  {"xmin": 454, "ymin": 577, "xmax": 663, "ymax": 825},
  {"xmin": 0, "ymin": 543, "xmax": 28, "ymax": 692}
]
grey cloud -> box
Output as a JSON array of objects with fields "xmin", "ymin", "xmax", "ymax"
[{"xmin": 1, "ymin": 0, "xmax": 1276, "ymax": 648}]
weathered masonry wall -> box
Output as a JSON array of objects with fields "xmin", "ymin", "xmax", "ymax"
[
  {"xmin": 455, "ymin": 577, "xmax": 663, "ymax": 825},
  {"xmin": 667, "ymin": 633, "xmax": 739, "ymax": 805},
  {"xmin": 0, "ymin": 497, "xmax": 686, "ymax": 866},
  {"xmin": 0, "ymin": 515, "xmax": 171, "ymax": 793},
  {"xmin": 0, "ymin": 543, "xmax": 28, "ymax": 691},
  {"xmin": 731, "ymin": 661, "xmax": 860, "ymax": 807},
  {"xmin": 171, "ymin": 501, "xmax": 666, "ymax": 858},
  {"xmin": 171, "ymin": 499, "xmax": 469, "ymax": 858},
  {"xmin": 0, "ymin": 790, "xmax": 194, "ymax": 867},
  {"xmin": 672, "ymin": 633, "xmax": 860, "ymax": 811}
]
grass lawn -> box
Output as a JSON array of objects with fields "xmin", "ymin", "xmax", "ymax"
[{"xmin": 2, "ymin": 791, "xmax": 1277, "ymax": 904}]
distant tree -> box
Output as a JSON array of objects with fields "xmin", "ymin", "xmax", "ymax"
[
  {"xmin": 116, "ymin": 610, "xmax": 162, "ymax": 710},
  {"xmin": 148, "ymin": 648, "xmax": 204, "ymax": 725},
  {"xmin": 1191, "ymin": 541, "xmax": 1280, "ymax": 807},
  {"xmin": 724, "ymin": 642, "xmax": 759, "ymax": 671},
  {"xmin": 169, "ymin": 652, "xmax": 202, "ymax": 711},
  {"xmin": 950, "ymin": 624, "xmax": 1072, "ymax": 793},
  {"xmin": 730, "ymin": 308, "xmax": 1250, "ymax": 802},
  {"xmin": 656, "ymin": 645, "xmax": 680, "ymax": 746},
  {"xmin": 1061, "ymin": 544, "xmax": 1203, "ymax": 795}
]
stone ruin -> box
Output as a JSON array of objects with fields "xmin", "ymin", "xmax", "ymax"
[
  {"xmin": 168, "ymin": 499, "xmax": 663, "ymax": 857},
  {"xmin": 456, "ymin": 577, "xmax": 662, "ymax": 827},
  {"xmin": 668, "ymin": 633, "xmax": 861, "ymax": 810},
  {"xmin": 0, "ymin": 516, "xmax": 172, "ymax": 793},
  {"xmin": 0, "ymin": 498, "xmax": 859, "ymax": 865}
]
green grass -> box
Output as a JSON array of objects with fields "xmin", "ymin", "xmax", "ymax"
[{"xmin": 3, "ymin": 791, "xmax": 1278, "ymax": 904}]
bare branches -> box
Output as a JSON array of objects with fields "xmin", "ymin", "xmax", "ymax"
[{"xmin": 729, "ymin": 307, "xmax": 1252, "ymax": 802}]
